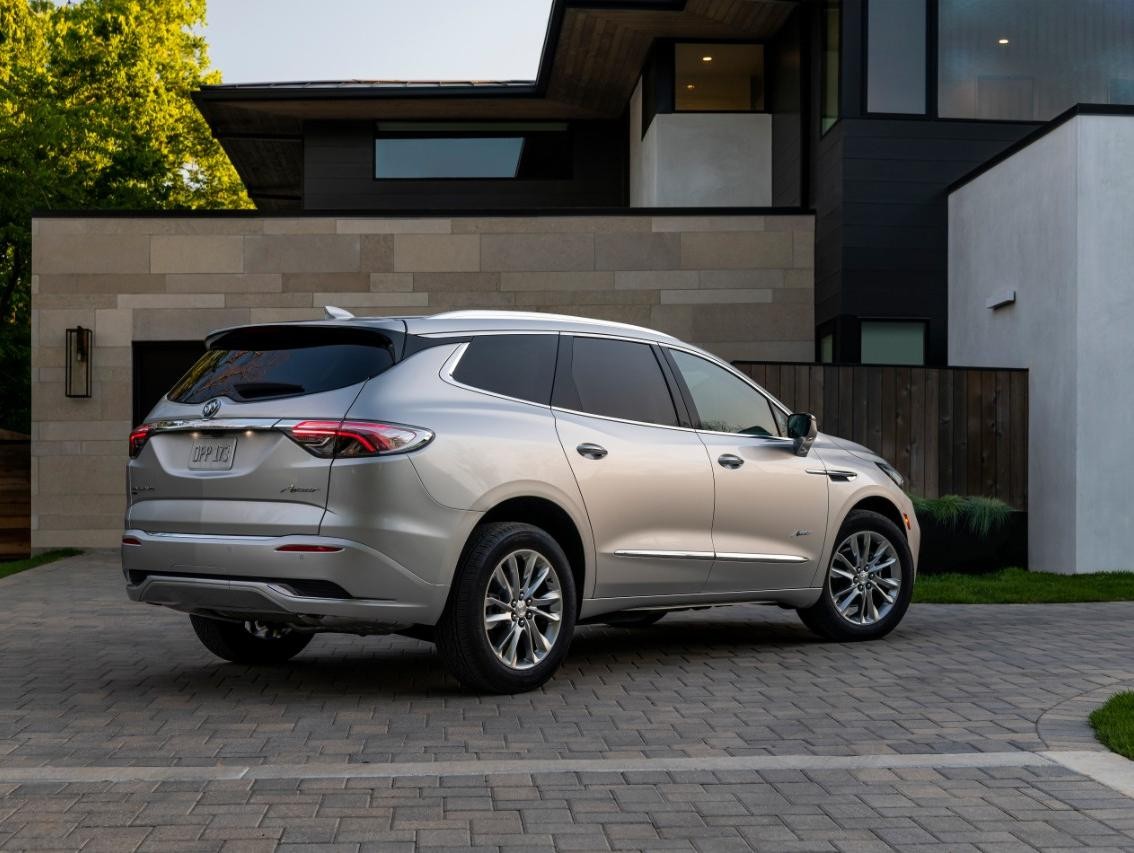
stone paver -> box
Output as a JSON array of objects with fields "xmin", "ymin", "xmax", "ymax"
[{"xmin": 3, "ymin": 552, "xmax": 1134, "ymax": 851}]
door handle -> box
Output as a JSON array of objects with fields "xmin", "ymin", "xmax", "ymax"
[
  {"xmin": 717, "ymin": 453, "xmax": 744, "ymax": 469},
  {"xmin": 576, "ymin": 443, "xmax": 608, "ymax": 460}
]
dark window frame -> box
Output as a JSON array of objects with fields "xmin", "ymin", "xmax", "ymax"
[
  {"xmin": 671, "ymin": 39, "xmax": 770, "ymax": 115},
  {"xmin": 861, "ymin": 0, "xmax": 931, "ymax": 118},
  {"xmin": 373, "ymin": 122, "xmax": 573, "ymax": 182},
  {"xmin": 858, "ymin": 316, "xmax": 930, "ymax": 366},
  {"xmin": 820, "ymin": 0, "xmax": 843, "ymax": 135}
]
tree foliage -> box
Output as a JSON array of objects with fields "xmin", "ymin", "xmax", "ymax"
[{"xmin": 0, "ymin": 0, "xmax": 251, "ymax": 431}]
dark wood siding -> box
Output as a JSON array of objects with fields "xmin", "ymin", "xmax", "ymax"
[
  {"xmin": 303, "ymin": 119, "xmax": 628, "ymax": 210},
  {"xmin": 0, "ymin": 435, "xmax": 30, "ymax": 560},
  {"xmin": 734, "ymin": 361, "xmax": 1028, "ymax": 507}
]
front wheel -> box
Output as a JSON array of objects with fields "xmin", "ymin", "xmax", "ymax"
[
  {"xmin": 437, "ymin": 522, "xmax": 577, "ymax": 694},
  {"xmin": 797, "ymin": 509, "xmax": 914, "ymax": 641},
  {"xmin": 190, "ymin": 615, "xmax": 312, "ymax": 664}
]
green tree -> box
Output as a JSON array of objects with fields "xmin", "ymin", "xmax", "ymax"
[{"xmin": 0, "ymin": 0, "xmax": 251, "ymax": 432}]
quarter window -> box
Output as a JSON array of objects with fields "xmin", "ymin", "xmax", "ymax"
[
  {"xmin": 451, "ymin": 334, "xmax": 558, "ymax": 405},
  {"xmin": 556, "ymin": 337, "xmax": 678, "ymax": 427},
  {"xmin": 670, "ymin": 350, "xmax": 780, "ymax": 437}
]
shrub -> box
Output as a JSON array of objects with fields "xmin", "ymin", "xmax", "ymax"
[{"xmin": 911, "ymin": 494, "xmax": 1013, "ymax": 536}]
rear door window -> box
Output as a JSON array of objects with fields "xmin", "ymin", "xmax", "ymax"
[
  {"xmin": 451, "ymin": 334, "xmax": 557, "ymax": 404},
  {"xmin": 168, "ymin": 327, "xmax": 397, "ymax": 404},
  {"xmin": 555, "ymin": 337, "xmax": 678, "ymax": 427}
]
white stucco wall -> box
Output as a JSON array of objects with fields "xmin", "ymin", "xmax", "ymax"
[
  {"xmin": 949, "ymin": 114, "xmax": 1134, "ymax": 573},
  {"xmin": 629, "ymin": 77, "xmax": 773, "ymax": 208}
]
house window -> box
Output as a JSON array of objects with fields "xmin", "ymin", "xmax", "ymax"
[
  {"xmin": 374, "ymin": 122, "xmax": 571, "ymax": 179},
  {"xmin": 674, "ymin": 43, "xmax": 765, "ymax": 111},
  {"xmin": 939, "ymin": 0, "xmax": 1134, "ymax": 121},
  {"xmin": 821, "ymin": 0, "xmax": 842, "ymax": 133},
  {"xmin": 819, "ymin": 333, "xmax": 835, "ymax": 364},
  {"xmin": 860, "ymin": 321, "xmax": 926, "ymax": 365},
  {"xmin": 867, "ymin": 0, "xmax": 927, "ymax": 114}
]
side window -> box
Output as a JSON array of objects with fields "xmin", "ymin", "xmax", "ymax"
[
  {"xmin": 557, "ymin": 337, "xmax": 678, "ymax": 427},
  {"xmin": 451, "ymin": 334, "xmax": 558, "ymax": 404},
  {"xmin": 669, "ymin": 350, "xmax": 781, "ymax": 437}
]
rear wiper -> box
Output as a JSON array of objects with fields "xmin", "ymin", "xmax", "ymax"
[{"xmin": 233, "ymin": 382, "xmax": 305, "ymax": 399}]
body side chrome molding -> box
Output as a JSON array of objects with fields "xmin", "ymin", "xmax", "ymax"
[
  {"xmin": 613, "ymin": 549, "xmax": 715, "ymax": 560},
  {"xmin": 613, "ymin": 549, "xmax": 808, "ymax": 564}
]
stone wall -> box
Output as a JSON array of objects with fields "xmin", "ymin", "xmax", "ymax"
[{"xmin": 30, "ymin": 213, "xmax": 814, "ymax": 548}]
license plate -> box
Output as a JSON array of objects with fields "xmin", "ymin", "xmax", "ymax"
[{"xmin": 189, "ymin": 437, "xmax": 237, "ymax": 471}]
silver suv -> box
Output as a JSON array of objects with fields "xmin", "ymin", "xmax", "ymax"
[{"xmin": 124, "ymin": 310, "xmax": 920, "ymax": 693}]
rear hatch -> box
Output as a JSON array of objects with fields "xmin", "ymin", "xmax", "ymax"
[{"xmin": 126, "ymin": 322, "xmax": 404, "ymax": 536}]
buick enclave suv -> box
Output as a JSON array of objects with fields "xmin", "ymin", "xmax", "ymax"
[{"xmin": 124, "ymin": 310, "xmax": 920, "ymax": 693}]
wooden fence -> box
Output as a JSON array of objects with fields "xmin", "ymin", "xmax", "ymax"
[
  {"xmin": 0, "ymin": 431, "xmax": 30, "ymax": 560},
  {"xmin": 733, "ymin": 363, "xmax": 1028, "ymax": 508}
]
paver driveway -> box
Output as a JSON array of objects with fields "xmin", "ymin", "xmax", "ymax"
[{"xmin": 2, "ymin": 551, "xmax": 1134, "ymax": 852}]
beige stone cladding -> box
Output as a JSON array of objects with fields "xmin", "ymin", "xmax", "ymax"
[{"xmin": 30, "ymin": 213, "xmax": 814, "ymax": 548}]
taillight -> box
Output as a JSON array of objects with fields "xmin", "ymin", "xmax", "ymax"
[
  {"xmin": 284, "ymin": 420, "xmax": 433, "ymax": 458},
  {"xmin": 128, "ymin": 425, "xmax": 152, "ymax": 458}
]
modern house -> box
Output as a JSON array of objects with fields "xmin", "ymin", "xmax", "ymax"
[{"xmin": 28, "ymin": 0, "xmax": 1134, "ymax": 570}]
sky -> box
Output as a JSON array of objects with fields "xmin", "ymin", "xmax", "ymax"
[{"xmin": 203, "ymin": 0, "xmax": 555, "ymax": 84}]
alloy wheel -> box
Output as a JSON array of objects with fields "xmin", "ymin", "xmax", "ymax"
[
  {"xmin": 828, "ymin": 530, "xmax": 902, "ymax": 626},
  {"xmin": 482, "ymin": 548, "xmax": 564, "ymax": 670}
]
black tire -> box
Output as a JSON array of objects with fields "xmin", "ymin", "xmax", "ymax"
[
  {"xmin": 189, "ymin": 614, "xmax": 312, "ymax": 664},
  {"xmin": 436, "ymin": 522, "xmax": 577, "ymax": 694},
  {"xmin": 603, "ymin": 611, "xmax": 666, "ymax": 628},
  {"xmin": 797, "ymin": 509, "xmax": 914, "ymax": 641}
]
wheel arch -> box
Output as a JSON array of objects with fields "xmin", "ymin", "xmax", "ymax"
[
  {"xmin": 460, "ymin": 496, "xmax": 589, "ymax": 613},
  {"xmin": 845, "ymin": 495, "xmax": 908, "ymax": 540}
]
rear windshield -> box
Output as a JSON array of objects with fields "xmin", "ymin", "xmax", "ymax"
[{"xmin": 168, "ymin": 327, "xmax": 397, "ymax": 404}]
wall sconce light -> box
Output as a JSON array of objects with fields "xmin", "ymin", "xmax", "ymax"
[{"xmin": 65, "ymin": 326, "xmax": 93, "ymax": 398}]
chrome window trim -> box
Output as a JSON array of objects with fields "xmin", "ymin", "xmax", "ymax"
[
  {"xmin": 435, "ymin": 328, "xmax": 798, "ymax": 440},
  {"xmin": 439, "ymin": 338, "xmax": 555, "ymax": 411}
]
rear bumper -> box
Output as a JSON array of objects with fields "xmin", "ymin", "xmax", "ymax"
[{"xmin": 122, "ymin": 530, "xmax": 448, "ymax": 631}]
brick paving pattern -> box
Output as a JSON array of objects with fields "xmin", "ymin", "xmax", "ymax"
[{"xmin": 3, "ymin": 552, "xmax": 1134, "ymax": 851}]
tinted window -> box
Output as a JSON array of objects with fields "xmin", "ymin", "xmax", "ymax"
[
  {"xmin": 670, "ymin": 350, "xmax": 780, "ymax": 437},
  {"xmin": 375, "ymin": 122, "xmax": 572, "ymax": 179},
  {"xmin": 559, "ymin": 338, "xmax": 678, "ymax": 427},
  {"xmin": 452, "ymin": 334, "xmax": 557, "ymax": 404},
  {"xmin": 868, "ymin": 0, "xmax": 926, "ymax": 114},
  {"xmin": 939, "ymin": 0, "xmax": 1134, "ymax": 121},
  {"xmin": 168, "ymin": 328, "xmax": 396, "ymax": 404}
]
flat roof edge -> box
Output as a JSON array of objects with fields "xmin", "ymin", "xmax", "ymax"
[
  {"xmin": 31, "ymin": 206, "xmax": 815, "ymax": 219},
  {"xmin": 948, "ymin": 103, "xmax": 1134, "ymax": 194}
]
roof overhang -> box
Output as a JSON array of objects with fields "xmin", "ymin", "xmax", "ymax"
[{"xmin": 194, "ymin": 0, "xmax": 801, "ymax": 209}]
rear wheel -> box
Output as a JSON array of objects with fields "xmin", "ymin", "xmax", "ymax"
[
  {"xmin": 190, "ymin": 615, "xmax": 312, "ymax": 664},
  {"xmin": 797, "ymin": 509, "xmax": 913, "ymax": 641},
  {"xmin": 437, "ymin": 522, "xmax": 576, "ymax": 694}
]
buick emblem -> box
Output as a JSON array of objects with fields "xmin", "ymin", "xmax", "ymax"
[{"xmin": 202, "ymin": 399, "xmax": 221, "ymax": 419}]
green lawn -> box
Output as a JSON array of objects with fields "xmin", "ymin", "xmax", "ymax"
[
  {"xmin": 0, "ymin": 549, "xmax": 82, "ymax": 580},
  {"xmin": 915, "ymin": 567, "xmax": 1134, "ymax": 604},
  {"xmin": 1091, "ymin": 693, "xmax": 1134, "ymax": 761}
]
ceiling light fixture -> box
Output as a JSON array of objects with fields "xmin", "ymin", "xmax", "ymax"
[
  {"xmin": 998, "ymin": 37, "xmax": 1010, "ymax": 45},
  {"xmin": 686, "ymin": 83, "xmax": 696, "ymax": 90},
  {"xmin": 702, "ymin": 55, "xmax": 713, "ymax": 62}
]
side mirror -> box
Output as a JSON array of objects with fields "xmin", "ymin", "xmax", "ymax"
[{"xmin": 786, "ymin": 413, "xmax": 818, "ymax": 457}]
